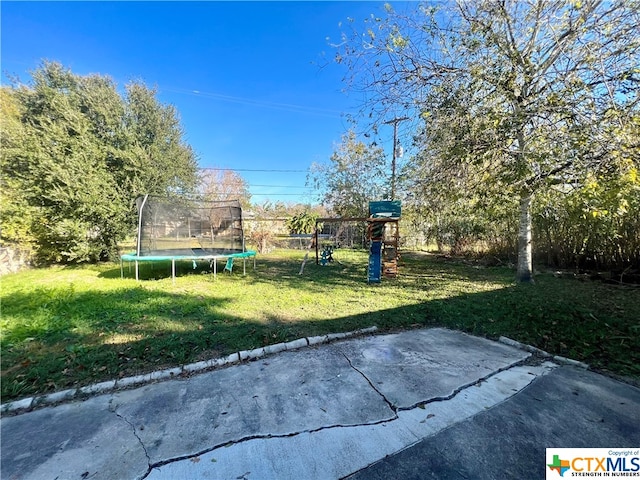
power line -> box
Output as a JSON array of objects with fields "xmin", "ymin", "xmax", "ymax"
[
  {"xmin": 200, "ymin": 167, "xmax": 308, "ymax": 173},
  {"xmin": 202, "ymin": 183, "xmax": 313, "ymax": 189},
  {"xmin": 249, "ymin": 184, "xmax": 313, "ymax": 189},
  {"xmin": 205, "ymin": 192, "xmax": 316, "ymax": 196},
  {"xmin": 162, "ymin": 87, "xmax": 343, "ymax": 118},
  {"xmin": 203, "ymin": 185, "xmax": 313, "ymax": 190},
  {"xmin": 251, "ymin": 193, "xmax": 315, "ymax": 196}
]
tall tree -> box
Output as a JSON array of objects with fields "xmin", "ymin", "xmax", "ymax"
[
  {"xmin": 309, "ymin": 130, "xmax": 387, "ymax": 217},
  {"xmin": 0, "ymin": 88, "xmax": 37, "ymax": 252},
  {"xmin": 336, "ymin": 0, "xmax": 640, "ymax": 281},
  {"xmin": 200, "ymin": 169, "xmax": 252, "ymax": 208},
  {"xmin": 1, "ymin": 61, "xmax": 199, "ymax": 263},
  {"xmin": 124, "ymin": 82, "xmax": 198, "ymax": 197}
]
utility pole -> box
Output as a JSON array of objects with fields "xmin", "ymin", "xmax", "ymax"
[{"xmin": 384, "ymin": 116, "xmax": 409, "ymax": 200}]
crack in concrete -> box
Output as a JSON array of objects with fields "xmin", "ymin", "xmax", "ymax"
[
  {"xmin": 140, "ymin": 357, "xmax": 542, "ymax": 478},
  {"xmin": 341, "ymin": 351, "xmax": 398, "ymax": 415},
  {"xmin": 397, "ymin": 354, "xmax": 539, "ymax": 412},
  {"xmin": 141, "ymin": 415, "xmax": 400, "ymax": 478},
  {"xmin": 338, "ymin": 360, "xmax": 547, "ymax": 480},
  {"xmin": 109, "ymin": 399, "xmax": 152, "ymax": 478}
]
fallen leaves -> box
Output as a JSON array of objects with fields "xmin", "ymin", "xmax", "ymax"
[{"xmin": 419, "ymin": 413, "xmax": 436, "ymax": 424}]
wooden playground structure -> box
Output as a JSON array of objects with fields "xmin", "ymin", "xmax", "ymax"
[{"xmin": 313, "ymin": 201, "xmax": 401, "ymax": 283}]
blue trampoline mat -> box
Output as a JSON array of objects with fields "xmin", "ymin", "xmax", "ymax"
[{"xmin": 121, "ymin": 249, "xmax": 256, "ymax": 262}]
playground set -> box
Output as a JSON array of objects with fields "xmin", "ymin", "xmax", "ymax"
[
  {"xmin": 120, "ymin": 195, "xmax": 256, "ymax": 283},
  {"xmin": 313, "ymin": 200, "xmax": 401, "ymax": 283}
]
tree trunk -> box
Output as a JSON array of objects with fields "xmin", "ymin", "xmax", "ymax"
[{"xmin": 517, "ymin": 193, "xmax": 534, "ymax": 283}]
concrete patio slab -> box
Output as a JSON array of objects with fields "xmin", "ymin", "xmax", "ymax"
[
  {"xmin": 346, "ymin": 366, "xmax": 640, "ymax": 480},
  {"xmin": 1, "ymin": 328, "xmax": 638, "ymax": 480},
  {"xmin": 336, "ymin": 328, "xmax": 531, "ymax": 409},
  {"xmin": 0, "ymin": 394, "xmax": 148, "ymax": 480},
  {"xmin": 110, "ymin": 344, "xmax": 394, "ymax": 464}
]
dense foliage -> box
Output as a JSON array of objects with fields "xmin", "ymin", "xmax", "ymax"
[
  {"xmin": 327, "ymin": 0, "xmax": 640, "ymax": 274},
  {"xmin": 1, "ymin": 62, "xmax": 198, "ymax": 263},
  {"xmin": 286, "ymin": 211, "xmax": 321, "ymax": 234}
]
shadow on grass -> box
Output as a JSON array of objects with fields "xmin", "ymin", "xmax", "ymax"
[
  {"xmin": 1, "ymin": 287, "xmax": 237, "ymax": 400},
  {"xmin": 2, "ymin": 253, "xmax": 638, "ymax": 402},
  {"xmin": 107, "ymin": 250, "xmax": 515, "ymax": 290},
  {"xmin": 104, "ymin": 258, "xmax": 233, "ymax": 280}
]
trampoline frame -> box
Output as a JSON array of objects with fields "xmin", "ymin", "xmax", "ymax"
[
  {"xmin": 120, "ymin": 250, "xmax": 257, "ymax": 283},
  {"xmin": 122, "ymin": 194, "xmax": 255, "ymax": 283}
]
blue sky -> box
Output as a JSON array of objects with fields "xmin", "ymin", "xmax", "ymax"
[{"xmin": 2, "ymin": 1, "xmax": 401, "ymax": 205}]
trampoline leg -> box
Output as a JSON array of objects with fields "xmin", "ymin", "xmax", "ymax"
[
  {"xmin": 172, "ymin": 259, "xmax": 176, "ymax": 284},
  {"xmin": 243, "ymin": 258, "xmax": 246, "ymax": 275},
  {"xmin": 213, "ymin": 258, "xmax": 217, "ymax": 280},
  {"xmin": 135, "ymin": 261, "xmax": 139, "ymax": 281}
]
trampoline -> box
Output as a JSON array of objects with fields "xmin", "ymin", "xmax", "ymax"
[{"xmin": 120, "ymin": 194, "xmax": 256, "ymax": 282}]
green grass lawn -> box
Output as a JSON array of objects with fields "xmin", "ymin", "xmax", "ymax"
[{"xmin": 1, "ymin": 248, "xmax": 639, "ymax": 402}]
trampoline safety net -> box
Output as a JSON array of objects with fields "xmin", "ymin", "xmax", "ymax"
[{"xmin": 135, "ymin": 195, "xmax": 245, "ymax": 257}]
